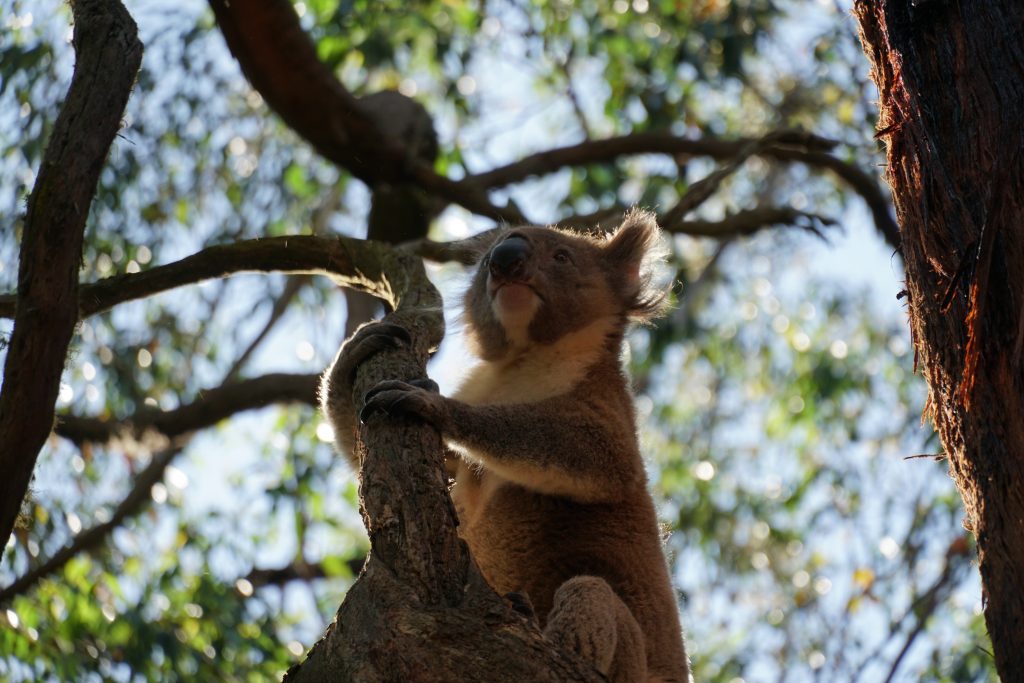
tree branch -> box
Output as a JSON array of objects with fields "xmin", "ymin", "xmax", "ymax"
[
  {"xmin": 208, "ymin": 0, "xmax": 526, "ymax": 225},
  {"xmin": 0, "ymin": 235, "xmax": 403, "ymax": 321},
  {"xmin": 466, "ymin": 129, "xmax": 899, "ymax": 250},
  {"xmin": 207, "ymin": 0, "xmax": 400, "ymax": 186},
  {"xmin": 244, "ymin": 558, "xmax": 367, "ymax": 588},
  {"xmin": 55, "ymin": 373, "xmax": 319, "ymax": 446},
  {"xmin": 0, "ymin": 445, "xmax": 184, "ymax": 604},
  {"xmin": 0, "ymin": 0, "xmax": 143, "ymax": 550},
  {"xmin": 667, "ymin": 206, "xmax": 835, "ymax": 239}
]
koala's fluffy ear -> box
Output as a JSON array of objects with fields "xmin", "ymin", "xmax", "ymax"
[{"xmin": 603, "ymin": 209, "xmax": 669, "ymax": 323}]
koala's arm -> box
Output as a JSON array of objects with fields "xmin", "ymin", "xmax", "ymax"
[{"xmin": 362, "ymin": 381, "xmax": 643, "ymax": 502}]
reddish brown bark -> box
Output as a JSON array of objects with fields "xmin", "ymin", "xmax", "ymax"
[
  {"xmin": 854, "ymin": 2, "xmax": 1024, "ymax": 678},
  {"xmin": 0, "ymin": 0, "xmax": 143, "ymax": 549}
]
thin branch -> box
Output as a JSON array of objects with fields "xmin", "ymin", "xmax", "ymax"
[
  {"xmin": 854, "ymin": 537, "xmax": 971, "ymax": 682},
  {"xmin": 0, "ymin": 0, "xmax": 143, "ymax": 549},
  {"xmin": 674, "ymin": 239, "xmax": 732, "ymax": 326},
  {"xmin": 0, "ymin": 444, "xmax": 185, "ymax": 604},
  {"xmin": 662, "ymin": 131, "xmax": 792, "ymax": 225},
  {"xmin": 468, "ymin": 130, "xmax": 836, "ymax": 188},
  {"xmin": 464, "ymin": 130, "xmax": 899, "ymax": 250},
  {"xmin": 55, "ymin": 373, "xmax": 319, "ymax": 446},
  {"xmin": 667, "ymin": 207, "xmax": 835, "ymax": 240},
  {"xmin": 558, "ymin": 44, "xmax": 592, "ymax": 139},
  {"xmin": 244, "ymin": 558, "xmax": 366, "ymax": 588}
]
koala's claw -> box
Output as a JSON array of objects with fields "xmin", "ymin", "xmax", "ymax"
[
  {"xmin": 407, "ymin": 378, "xmax": 439, "ymax": 393},
  {"xmin": 360, "ymin": 379, "xmax": 441, "ymax": 424}
]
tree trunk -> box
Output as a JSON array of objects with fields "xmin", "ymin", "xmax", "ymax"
[
  {"xmin": 285, "ymin": 254, "xmax": 603, "ymax": 682},
  {"xmin": 853, "ymin": 3, "xmax": 1024, "ymax": 679}
]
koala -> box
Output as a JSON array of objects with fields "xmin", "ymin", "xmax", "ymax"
[{"xmin": 321, "ymin": 211, "xmax": 690, "ymax": 682}]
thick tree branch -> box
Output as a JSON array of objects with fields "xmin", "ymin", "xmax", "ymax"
[
  {"xmin": 0, "ymin": 235, "xmax": 402, "ymax": 321},
  {"xmin": 207, "ymin": 0, "xmax": 399, "ymax": 186},
  {"xmin": 0, "ymin": 0, "xmax": 143, "ymax": 550},
  {"xmin": 208, "ymin": 0, "xmax": 525, "ymax": 225},
  {"xmin": 55, "ymin": 373, "xmax": 319, "ymax": 446},
  {"xmin": 0, "ymin": 445, "xmax": 184, "ymax": 604}
]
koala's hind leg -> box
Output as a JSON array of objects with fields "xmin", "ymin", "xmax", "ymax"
[{"xmin": 543, "ymin": 576, "xmax": 647, "ymax": 683}]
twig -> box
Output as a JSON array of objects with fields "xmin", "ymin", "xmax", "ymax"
[{"xmin": 245, "ymin": 558, "xmax": 365, "ymax": 588}]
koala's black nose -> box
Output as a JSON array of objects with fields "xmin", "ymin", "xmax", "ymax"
[{"xmin": 488, "ymin": 235, "xmax": 531, "ymax": 280}]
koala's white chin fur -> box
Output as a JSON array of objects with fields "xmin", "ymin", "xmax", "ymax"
[{"xmin": 492, "ymin": 284, "xmax": 540, "ymax": 348}]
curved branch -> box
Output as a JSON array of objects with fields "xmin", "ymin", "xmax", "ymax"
[
  {"xmin": 668, "ymin": 206, "xmax": 836, "ymax": 239},
  {"xmin": 468, "ymin": 129, "xmax": 836, "ymax": 188},
  {"xmin": 208, "ymin": 0, "xmax": 526, "ymax": 225},
  {"xmin": 0, "ymin": 0, "xmax": 143, "ymax": 549},
  {"xmin": 208, "ymin": 0, "xmax": 400, "ymax": 185},
  {"xmin": 0, "ymin": 445, "xmax": 184, "ymax": 604},
  {"xmin": 769, "ymin": 147, "xmax": 901, "ymax": 251},
  {"xmin": 56, "ymin": 373, "xmax": 319, "ymax": 446},
  {"xmin": 466, "ymin": 129, "xmax": 899, "ymax": 250},
  {"xmin": 0, "ymin": 235, "xmax": 399, "ymax": 321}
]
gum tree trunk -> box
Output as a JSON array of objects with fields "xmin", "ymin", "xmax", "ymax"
[{"xmin": 854, "ymin": 2, "xmax": 1024, "ymax": 678}]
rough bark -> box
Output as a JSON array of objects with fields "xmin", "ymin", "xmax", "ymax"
[
  {"xmin": 284, "ymin": 252, "xmax": 603, "ymax": 683},
  {"xmin": 0, "ymin": 0, "xmax": 142, "ymax": 549},
  {"xmin": 854, "ymin": 2, "xmax": 1024, "ymax": 678}
]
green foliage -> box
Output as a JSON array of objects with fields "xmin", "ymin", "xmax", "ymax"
[{"xmin": 0, "ymin": 0, "xmax": 994, "ymax": 681}]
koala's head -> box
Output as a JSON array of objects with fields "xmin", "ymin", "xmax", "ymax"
[{"xmin": 463, "ymin": 210, "xmax": 668, "ymax": 360}]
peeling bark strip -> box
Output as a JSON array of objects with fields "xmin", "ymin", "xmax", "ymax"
[
  {"xmin": 853, "ymin": 2, "xmax": 1024, "ymax": 678},
  {"xmin": 0, "ymin": 0, "xmax": 143, "ymax": 549}
]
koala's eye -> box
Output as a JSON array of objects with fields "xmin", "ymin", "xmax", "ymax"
[{"xmin": 554, "ymin": 249, "xmax": 571, "ymax": 264}]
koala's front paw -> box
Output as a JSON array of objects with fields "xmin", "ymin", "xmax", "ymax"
[
  {"xmin": 360, "ymin": 378, "xmax": 446, "ymax": 427},
  {"xmin": 332, "ymin": 321, "xmax": 412, "ymax": 388}
]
